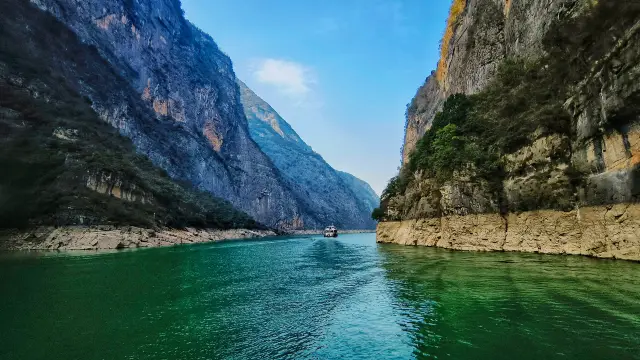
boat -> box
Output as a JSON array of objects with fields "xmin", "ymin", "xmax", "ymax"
[{"xmin": 323, "ymin": 225, "xmax": 338, "ymax": 238}]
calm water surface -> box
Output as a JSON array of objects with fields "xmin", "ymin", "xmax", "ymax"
[{"xmin": 1, "ymin": 233, "xmax": 639, "ymax": 359}]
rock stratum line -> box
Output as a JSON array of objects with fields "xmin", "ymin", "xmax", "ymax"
[
  {"xmin": 378, "ymin": 204, "xmax": 640, "ymax": 261},
  {"xmin": 378, "ymin": 0, "xmax": 640, "ymax": 261}
]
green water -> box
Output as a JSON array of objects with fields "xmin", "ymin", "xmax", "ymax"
[{"xmin": 0, "ymin": 234, "xmax": 639, "ymax": 359}]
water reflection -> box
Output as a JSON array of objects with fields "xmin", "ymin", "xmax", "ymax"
[
  {"xmin": 377, "ymin": 245, "xmax": 640, "ymax": 359},
  {"xmin": 1, "ymin": 235, "xmax": 639, "ymax": 359}
]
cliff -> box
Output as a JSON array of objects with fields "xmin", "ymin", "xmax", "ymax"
[
  {"xmin": 379, "ymin": 0, "xmax": 640, "ymax": 261},
  {"xmin": 403, "ymin": 0, "xmax": 593, "ymax": 163},
  {"xmin": 0, "ymin": 0, "xmax": 263, "ymax": 231},
  {"xmin": 405, "ymin": 0, "xmax": 589, "ymax": 161},
  {"xmin": 2, "ymin": 0, "xmax": 335, "ymax": 230},
  {"xmin": 239, "ymin": 80, "xmax": 378, "ymax": 229}
]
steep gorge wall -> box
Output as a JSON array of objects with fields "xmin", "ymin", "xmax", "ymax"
[
  {"xmin": 382, "ymin": 0, "xmax": 640, "ymax": 260},
  {"xmin": 379, "ymin": 204, "xmax": 640, "ymax": 261},
  {"xmin": 403, "ymin": 0, "xmax": 587, "ymax": 163},
  {"xmin": 26, "ymin": 0, "xmax": 319, "ymax": 229}
]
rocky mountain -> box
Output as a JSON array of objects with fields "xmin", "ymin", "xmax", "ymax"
[
  {"xmin": 336, "ymin": 171, "xmax": 380, "ymax": 214},
  {"xmin": 378, "ymin": 0, "xmax": 640, "ymax": 261},
  {"xmin": 402, "ymin": 0, "xmax": 593, "ymax": 164},
  {"xmin": 0, "ymin": 0, "xmax": 262, "ymax": 231},
  {"xmin": 0, "ymin": 0, "xmax": 387, "ymax": 230},
  {"xmin": 1, "ymin": 0, "xmax": 378, "ymax": 231},
  {"xmin": 238, "ymin": 80, "xmax": 378, "ymax": 229}
]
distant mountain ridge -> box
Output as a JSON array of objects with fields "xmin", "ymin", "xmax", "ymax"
[
  {"xmin": 239, "ymin": 80, "xmax": 379, "ymax": 229},
  {"xmin": 0, "ymin": 0, "xmax": 378, "ymax": 231},
  {"xmin": 336, "ymin": 171, "xmax": 380, "ymax": 214}
]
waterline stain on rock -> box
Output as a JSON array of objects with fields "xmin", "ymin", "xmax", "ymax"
[{"xmin": 377, "ymin": 204, "xmax": 640, "ymax": 261}]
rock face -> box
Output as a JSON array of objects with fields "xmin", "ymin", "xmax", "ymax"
[
  {"xmin": 336, "ymin": 171, "xmax": 380, "ymax": 214},
  {"xmin": 380, "ymin": 0, "xmax": 640, "ymax": 260},
  {"xmin": 403, "ymin": 0, "xmax": 590, "ymax": 163},
  {"xmin": 378, "ymin": 204, "xmax": 640, "ymax": 261},
  {"xmin": 1, "ymin": 0, "xmax": 266, "ymax": 231},
  {"xmin": 239, "ymin": 81, "xmax": 378, "ymax": 229},
  {"xmin": 22, "ymin": 0, "xmax": 328, "ymax": 229},
  {"xmin": 0, "ymin": 226, "xmax": 277, "ymax": 251}
]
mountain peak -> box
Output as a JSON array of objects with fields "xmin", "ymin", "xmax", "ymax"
[{"xmin": 239, "ymin": 80, "xmax": 379, "ymax": 229}]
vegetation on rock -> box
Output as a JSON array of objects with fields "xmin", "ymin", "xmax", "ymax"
[
  {"xmin": 437, "ymin": 0, "xmax": 467, "ymax": 82},
  {"xmin": 371, "ymin": 208, "xmax": 385, "ymax": 222},
  {"xmin": 0, "ymin": 78, "xmax": 260, "ymax": 230},
  {"xmin": 0, "ymin": 4, "xmax": 261, "ymax": 230},
  {"xmin": 382, "ymin": 0, "xmax": 640, "ymax": 216}
]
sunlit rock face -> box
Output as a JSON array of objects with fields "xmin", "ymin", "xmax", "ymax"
[
  {"xmin": 28, "ymin": 0, "xmax": 330, "ymax": 229},
  {"xmin": 403, "ymin": 0, "xmax": 592, "ymax": 163},
  {"xmin": 399, "ymin": 0, "xmax": 640, "ymax": 217},
  {"xmin": 378, "ymin": 203, "xmax": 640, "ymax": 261},
  {"xmin": 383, "ymin": 0, "xmax": 640, "ymax": 257},
  {"xmin": 239, "ymin": 80, "xmax": 379, "ymax": 229}
]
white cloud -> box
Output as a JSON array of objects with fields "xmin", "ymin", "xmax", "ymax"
[{"xmin": 253, "ymin": 59, "xmax": 316, "ymax": 97}]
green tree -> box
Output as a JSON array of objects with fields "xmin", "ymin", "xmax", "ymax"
[
  {"xmin": 371, "ymin": 208, "xmax": 385, "ymax": 222},
  {"xmin": 431, "ymin": 124, "xmax": 470, "ymax": 181}
]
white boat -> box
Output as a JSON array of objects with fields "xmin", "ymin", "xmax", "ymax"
[{"xmin": 323, "ymin": 225, "xmax": 338, "ymax": 238}]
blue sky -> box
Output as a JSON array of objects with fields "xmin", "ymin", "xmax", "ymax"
[{"xmin": 182, "ymin": 0, "xmax": 451, "ymax": 194}]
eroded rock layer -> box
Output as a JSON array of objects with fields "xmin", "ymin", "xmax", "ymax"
[
  {"xmin": 380, "ymin": 0, "xmax": 640, "ymax": 259},
  {"xmin": 15, "ymin": 0, "xmax": 366, "ymax": 229},
  {"xmin": 378, "ymin": 204, "xmax": 640, "ymax": 261}
]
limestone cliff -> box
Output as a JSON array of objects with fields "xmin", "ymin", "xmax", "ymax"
[
  {"xmin": 0, "ymin": 0, "xmax": 261, "ymax": 230},
  {"xmin": 404, "ymin": 0, "xmax": 591, "ymax": 163},
  {"xmin": 378, "ymin": 204, "xmax": 640, "ymax": 261},
  {"xmin": 12, "ymin": 0, "xmax": 327, "ymax": 229},
  {"xmin": 380, "ymin": 0, "xmax": 640, "ymax": 260},
  {"xmin": 238, "ymin": 80, "xmax": 378, "ymax": 229}
]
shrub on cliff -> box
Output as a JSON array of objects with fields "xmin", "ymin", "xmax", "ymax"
[
  {"xmin": 381, "ymin": 175, "xmax": 408, "ymax": 202},
  {"xmin": 470, "ymin": 59, "xmax": 571, "ymax": 153},
  {"xmin": 407, "ymin": 94, "xmax": 480, "ymax": 181},
  {"xmin": 407, "ymin": 94, "xmax": 486, "ymax": 180},
  {"xmin": 371, "ymin": 208, "xmax": 385, "ymax": 222},
  {"xmin": 0, "ymin": 6, "xmax": 262, "ymax": 230},
  {"xmin": 385, "ymin": 58, "xmax": 572, "ymax": 212},
  {"xmin": 380, "ymin": 0, "xmax": 640, "ymax": 219}
]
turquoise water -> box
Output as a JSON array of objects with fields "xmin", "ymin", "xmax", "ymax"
[{"xmin": 0, "ymin": 233, "xmax": 639, "ymax": 359}]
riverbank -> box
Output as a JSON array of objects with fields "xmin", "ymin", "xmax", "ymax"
[
  {"xmin": 0, "ymin": 226, "xmax": 277, "ymax": 251},
  {"xmin": 377, "ymin": 203, "xmax": 640, "ymax": 262},
  {"xmin": 0, "ymin": 226, "xmax": 376, "ymax": 251}
]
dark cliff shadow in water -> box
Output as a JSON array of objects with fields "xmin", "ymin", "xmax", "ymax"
[{"xmin": 376, "ymin": 244, "xmax": 640, "ymax": 360}]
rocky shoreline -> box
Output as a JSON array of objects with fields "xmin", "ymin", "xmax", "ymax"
[
  {"xmin": 0, "ymin": 226, "xmax": 277, "ymax": 251},
  {"xmin": 0, "ymin": 226, "xmax": 376, "ymax": 251},
  {"xmin": 377, "ymin": 204, "xmax": 640, "ymax": 262}
]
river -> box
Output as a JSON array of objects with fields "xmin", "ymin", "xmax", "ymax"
[{"xmin": 1, "ymin": 233, "xmax": 639, "ymax": 359}]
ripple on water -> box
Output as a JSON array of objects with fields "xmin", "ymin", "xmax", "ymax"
[{"xmin": 0, "ymin": 234, "xmax": 639, "ymax": 359}]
